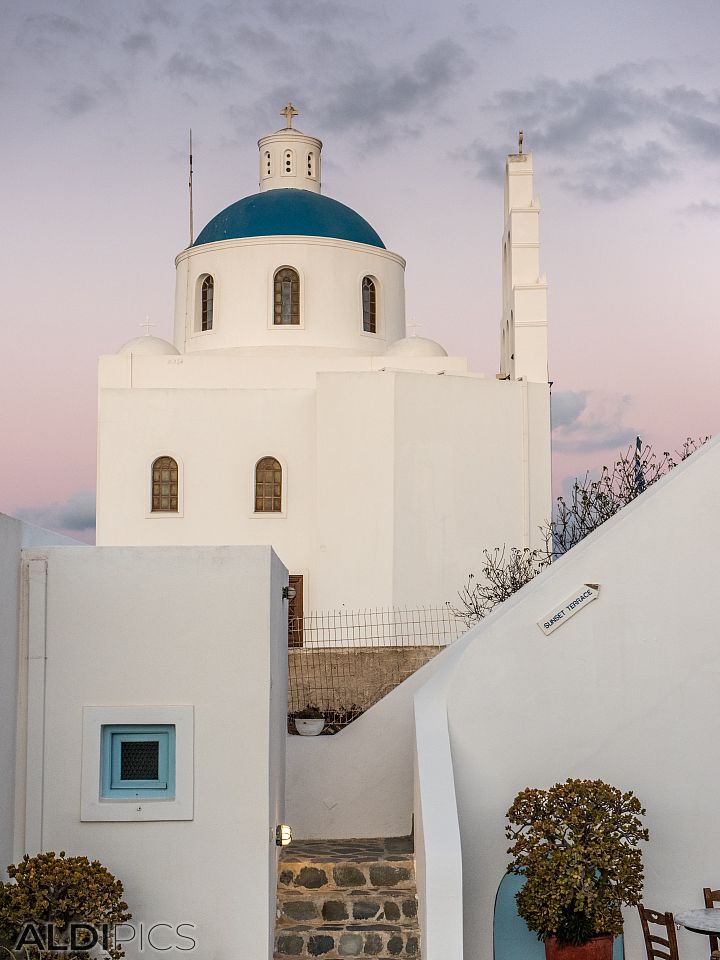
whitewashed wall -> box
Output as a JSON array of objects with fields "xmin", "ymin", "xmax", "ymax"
[
  {"xmin": 0, "ymin": 514, "xmax": 79, "ymax": 880},
  {"xmin": 15, "ymin": 545, "xmax": 287, "ymax": 960},
  {"xmin": 97, "ymin": 358, "xmax": 551, "ymax": 613}
]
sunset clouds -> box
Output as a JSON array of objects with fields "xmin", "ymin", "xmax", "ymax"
[{"xmin": 2, "ymin": 0, "xmax": 718, "ymax": 539}]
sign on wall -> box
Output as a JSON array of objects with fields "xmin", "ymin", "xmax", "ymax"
[{"xmin": 538, "ymin": 584, "xmax": 599, "ymax": 636}]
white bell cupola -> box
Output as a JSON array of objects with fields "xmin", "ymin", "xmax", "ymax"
[
  {"xmin": 500, "ymin": 137, "xmax": 549, "ymax": 383},
  {"xmin": 258, "ymin": 102, "xmax": 322, "ymax": 194}
]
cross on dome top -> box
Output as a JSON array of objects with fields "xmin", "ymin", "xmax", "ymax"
[{"xmin": 281, "ymin": 102, "xmax": 298, "ymax": 129}]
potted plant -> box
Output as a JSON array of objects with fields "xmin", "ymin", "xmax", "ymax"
[
  {"xmin": 506, "ymin": 778, "xmax": 649, "ymax": 960},
  {"xmin": 293, "ymin": 704, "xmax": 325, "ymax": 736}
]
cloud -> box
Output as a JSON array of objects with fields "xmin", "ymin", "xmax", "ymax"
[
  {"xmin": 166, "ymin": 52, "xmax": 243, "ymax": 84},
  {"xmin": 552, "ymin": 391, "xmax": 587, "ymax": 428},
  {"xmin": 139, "ymin": 0, "xmax": 180, "ymax": 27},
  {"xmin": 566, "ymin": 139, "xmax": 674, "ymax": 200},
  {"xmin": 471, "ymin": 24, "xmax": 516, "ymax": 45},
  {"xmin": 322, "ymin": 38, "xmax": 473, "ymax": 144},
  {"xmin": 55, "ymin": 86, "xmax": 97, "ymax": 118},
  {"xmin": 460, "ymin": 9, "xmax": 515, "ymax": 45},
  {"xmin": 23, "ymin": 13, "xmax": 89, "ymax": 40},
  {"xmin": 552, "ymin": 391, "xmax": 638, "ymax": 454},
  {"xmin": 667, "ymin": 112, "xmax": 720, "ymax": 156},
  {"xmin": 233, "ymin": 24, "xmax": 286, "ymax": 53},
  {"xmin": 464, "ymin": 63, "xmax": 720, "ymax": 200},
  {"xmin": 683, "ymin": 200, "xmax": 720, "ymax": 218},
  {"xmin": 663, "ymin": 84, "xmax": 720, "ymax": 114},
  {"xmin": 266, "ymin": 0, "xmax": 348, "ymax": 25},
  {"xmin": 17, "ymin": 490, "xmax": 96, "ymax": 533},
  {"xmin": 122, "ymin": 32, "xmax": 157, "ymax": 55}
]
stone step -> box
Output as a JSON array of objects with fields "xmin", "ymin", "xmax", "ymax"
[
  {"xmin": 279, "ymin": 859, "xmax": 415, "ymax": 894},
  {"xmin": 274, "ymin": 838, "xmax": 420, "ymax": 959},
  {"xmin": 275, "ymin": 923, "xmax": 420, "ymax": 958},
  {"xmin": 277, "ymin": 889, "xmax": 419, "ymax": 926}
]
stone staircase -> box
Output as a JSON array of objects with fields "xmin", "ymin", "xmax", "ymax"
[{"xmin": 274, "ymin": 836, "xmax": 420, "ymax": 958}]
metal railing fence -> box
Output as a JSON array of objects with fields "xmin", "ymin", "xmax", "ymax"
[{"xmin": 288, "ymin": 605, "xmax": 467, "ymax": 733}]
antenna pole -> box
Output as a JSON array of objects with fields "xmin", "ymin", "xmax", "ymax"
[{"xmin": 189, "ymin": 128, "xmax": 194, "ymax": 246}]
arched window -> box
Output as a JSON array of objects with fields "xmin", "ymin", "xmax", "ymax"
[
  {"xmin": 307, "ymin": 152, "xmax": 314, "ymax": 177},
  {"xmin": 283, "ymin": 150, "xmax": 294, "ymax": 175},
  {"xmin": 273, "ymin": 268, "xmax": 300, "ymax": 325},
  {"xmin": 201, "ymin": 275, "xmax": 214, "ymax": 331},
  {"xmin": 264, "ymin": 150, "xmax": 271, "ymax": 176},
  {"xmin": 151, "ymin": 457, "xmax": 179, "ymax": 513},
  {"xmin": 362, "ymin": 276, "xmax": 377, "ymax": 333},
  {"xmin": 255, "ymin": 457, "xmax": 282, "ymax": 513}
]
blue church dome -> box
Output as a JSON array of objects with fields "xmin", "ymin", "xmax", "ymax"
[{"xmin": 193, "ymin": 189, "xmax": 385, "ymax": 249}]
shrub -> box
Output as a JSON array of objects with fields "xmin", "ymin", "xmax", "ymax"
[{"xmin": 0, "ymin": 851, "xmax": 131, "ymax": 959}]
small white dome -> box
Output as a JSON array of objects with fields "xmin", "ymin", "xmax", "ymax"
[
  {"xmin": 118, "ymin": 336, "xmax": 180, "ymax": 357},
  {"xmin": 385, "ymin": 336, "xmax": 448, "ymax": 358}
]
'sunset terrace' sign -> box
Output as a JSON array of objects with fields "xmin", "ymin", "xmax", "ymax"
[{"xmin": 538, "ymin": 584, "xmax": 600, "ymax": 636}]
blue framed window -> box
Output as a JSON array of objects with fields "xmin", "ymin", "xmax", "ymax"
[{"xmin": 101, "ymin": 725, "xmax": 176, "ymax": 800}]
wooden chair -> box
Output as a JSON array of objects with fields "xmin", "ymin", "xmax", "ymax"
[
  {"xmin": 638, "ymin": 905, "xmax": 680, "ymax": 960},
  {"xmin": 703, "ymin": 888, "xmax": 720, "ymax": 957}
]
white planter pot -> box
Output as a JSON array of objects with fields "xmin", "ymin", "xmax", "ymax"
[{"xmin": 295, "ymin": 718, "xmax": 325, "ymax": 736}]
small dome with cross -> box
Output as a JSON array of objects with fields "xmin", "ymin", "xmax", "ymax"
[
  {"xmin": 385, "ymin": 336, "xmax": 448, "ymax": 358},
  {"xmin": 118, "ymin": 335, "xmax": 179, "ymax": 357}
]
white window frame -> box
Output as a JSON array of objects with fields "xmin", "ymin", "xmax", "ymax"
[{"xmin": 81, "ymin": 705, "xmax": 194, "ymax": 822}]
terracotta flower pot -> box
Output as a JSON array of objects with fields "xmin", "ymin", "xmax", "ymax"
[{"xmin": 544, "ymin": 935, "xmax": 613, "ymax": 960}]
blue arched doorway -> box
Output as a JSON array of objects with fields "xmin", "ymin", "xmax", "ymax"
[{"xmin": 493, "ymin": 873, "xmax": 624, "ymax": 960}]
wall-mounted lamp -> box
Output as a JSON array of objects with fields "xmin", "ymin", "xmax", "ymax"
[
  {"xmin": 282, "ymin": 586, "xmax": 297, "ymax": 601},
  {"xmin": 276, "ymin": 824, "xmax": 293, "ymax": 846}
]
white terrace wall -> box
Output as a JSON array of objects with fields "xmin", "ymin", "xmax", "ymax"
[
  {"xmin": 14, "ymin": 545, "xmax": 287, "ymax": 960},
  {"xmin": 444, "ymin": 434, "xmax": 720, "ymax": 960},
  {"xmin": 0, "ymin": 514, "xmax": 80, "ymax": 880}
]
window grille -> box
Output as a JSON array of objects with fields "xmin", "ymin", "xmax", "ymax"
[
  {"xmin": 255, "ymin": 457, "xmax": 282, "ymax": 512},
  {"xmin": 151, "ymin": 456, "xmax": 179, "ymax": 512},
  {"xmin": 121, "ymin": 740, "xmax": 159, "ymax": 781},
  {"xmin": 273, "ymin": 268, "xmax": 300, "ymax": 325},
  {"xmin": 362, "ymin": 276, "xmax": 377, "ymax": 333}
]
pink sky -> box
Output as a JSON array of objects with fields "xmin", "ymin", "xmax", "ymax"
[{"xmin": 1, "ymin": 0, "xmax": 719, "ymax": 541}]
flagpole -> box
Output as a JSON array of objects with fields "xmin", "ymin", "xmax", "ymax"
[{"xmin": 189, "ymin": 128, "xmax": 194, "ymax": 247}]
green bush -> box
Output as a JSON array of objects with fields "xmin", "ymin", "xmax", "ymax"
[
  {"xmin": 506, "ymin": 779, "xmax": 649, "ymax": 946},
  {"xmin": 0, "ymin": 851, "xmax": 131, "ymax": 959}
]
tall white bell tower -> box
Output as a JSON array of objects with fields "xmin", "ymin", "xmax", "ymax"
[{"xmin": 500, "ymin": 140, "xmax": 549, "ymax": 383}]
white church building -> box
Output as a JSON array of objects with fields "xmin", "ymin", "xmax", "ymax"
[
  {"xmin": 96, "ymin": 108, "xmax": 551, "ymax": 612},
  {"xmin": 2, "ymin": 107, "xmax": 717, "ymax": 960}
]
